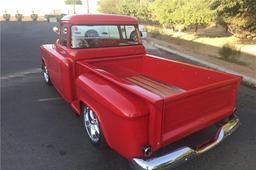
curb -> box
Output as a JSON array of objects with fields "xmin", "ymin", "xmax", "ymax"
[{"xmin": 149, "ymin": 41, "xmax": 256, "ymax": 88}]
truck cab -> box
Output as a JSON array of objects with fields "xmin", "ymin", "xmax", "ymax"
[{"xmin": 40, "ymin": 14, "xmax": 241, "ymax": 170}]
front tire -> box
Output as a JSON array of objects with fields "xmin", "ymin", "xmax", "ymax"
[
  {"xmin": 42, "ymin": 63, "xmax": 52, "ymax": 85},
  {"xmin": 82, "ymin": 104, "xmax": 106, "ymax": 147}
]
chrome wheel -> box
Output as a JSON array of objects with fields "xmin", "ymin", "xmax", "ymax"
[
  {"xmin": 43, "ymin": 65, "xmax": 49, "ymax": 83},
  {"xmin": 83, "ymin": 106, "xmax": 100, "ymax": 143}
]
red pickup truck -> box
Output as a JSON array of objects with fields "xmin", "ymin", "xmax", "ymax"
[{"xmin": 40, "ymin": 14, "xmax": 241, "ymax": 170}]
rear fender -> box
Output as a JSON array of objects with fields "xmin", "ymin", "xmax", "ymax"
[
  {"xmin": 76, "ymin": 73, "xmax": 148, "ymax": 119},
  {"xmin": 75, "ymin": 73, "xmax": 149, "ymax": 159}
]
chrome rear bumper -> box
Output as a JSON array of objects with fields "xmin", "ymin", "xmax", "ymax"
[{"xmin": 131, "ymin": 114, "xmax": 240, "ymax": 170}]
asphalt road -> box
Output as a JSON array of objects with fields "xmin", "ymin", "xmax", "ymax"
[{"xmin": 1, "ymin": 22, "xmax": 256, "ymax": 170}]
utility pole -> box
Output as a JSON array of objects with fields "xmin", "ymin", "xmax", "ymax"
[{"xmin": 86, "ymin": 0, "xmax": 89, "ymax": 14}]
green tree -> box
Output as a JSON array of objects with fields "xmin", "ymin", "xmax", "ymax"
[
  {"xmin": 119, "ymin": 0, "xmax": 139, "ymax": 16},
  {"xmin": 98, "ymin": 0, "xmax": 152, "ymax": 22},
  {"xmin": 149, "ymin": 0, "xmax": 215, "ymax": 31},
  {"xmin": 64, "ymin": 0, "xmax": 82, "ymax": 5},
  {"xmin": 210, "ymin": 0, "xmax": 256, "ymax": 33},
  {"xmin": 121, "ymin": 0, "xmax": 152, "ymax": 22},
  {"xmin": 98, "ymin": 0, "xmax": 215, "ymax": 30},
  {"xmin": 149, "ymin": 0, "xmax": 185, "ymax": 27},
  {"xmin": 174, "ymin": 0, "xmax": 215, "ymax": 32},
  {"xmin": 98, "ymin": 0, "xmax": 122, "ymax": 14},
  {"xmin": 136, "ymin": 1, "xmax": 152, "ymax": 22}
]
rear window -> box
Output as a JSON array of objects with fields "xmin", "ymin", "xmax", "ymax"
[{"xmin": 71, "ymin": 25, "xmax": 141, "ymax": 48}]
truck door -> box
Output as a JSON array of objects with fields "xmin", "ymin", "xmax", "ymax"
[{"xmin": 49, "ymin": 23, "xmax": 68, "ymax": 94}]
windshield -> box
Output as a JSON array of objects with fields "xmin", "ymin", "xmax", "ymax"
[{"xmin": 70, "ymin": 25, "xmax": 141, "ymax": 49}]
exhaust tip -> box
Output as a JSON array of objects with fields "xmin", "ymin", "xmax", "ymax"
[{"xmin": 143, "ymin": 145, "xmax": 152, "ymax": 157}]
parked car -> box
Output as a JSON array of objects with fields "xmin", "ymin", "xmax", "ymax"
[{"xmin": 40, "ymin": 14, "xmax": 241, "ymax": 170}]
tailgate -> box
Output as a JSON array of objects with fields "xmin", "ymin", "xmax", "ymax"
[{"xmin": 161, "ymin": 79, "xmax": 240, "ymax": 145}]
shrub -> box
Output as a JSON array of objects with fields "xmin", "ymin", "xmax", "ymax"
[
  {"xmin": 44, "ymin": 14, "xmax": 50, "ymax": 22},
  {"xmin": 15, "ymin": 12, "xmax": 23, "ymax": 21},
  {"xmin": 219, "ymin": 43, "xmax": 241, "ymax": 61},
  {"xmin": 150, "ymin": 31, "xmax": 161, "ymax": 38},
  {"xmin": 3, "ymin": 13, "xmax": 11, "ymax": 21},
  {"xmin": 57, "ymin": 14, "xmax": 66, "ymax": 21},
  {"xmin": 45, "ymin": 14, "xmax": 66, "ymax": 22},
  {"xmin": 31, "ymin": 12, "xmax": 38, "ymax": 21}
]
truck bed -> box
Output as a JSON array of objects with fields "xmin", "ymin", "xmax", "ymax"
[
  {"xmin": 83, "ymin": 54, "xmax": 238, "ymax": 95},
  {"xmin": 77, "ymin": 54, "xmax": 241, "ymax": 147}
]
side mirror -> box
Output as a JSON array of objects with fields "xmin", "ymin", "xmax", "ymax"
[{"xmin": 52, "ymin": 26, "xmax": 59, "ymax": 33}]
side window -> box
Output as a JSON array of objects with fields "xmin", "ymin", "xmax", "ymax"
[
  {"xmin": 60, "ymin": 24, "xmax": 67, "ymax": 46},
  {"xmin": 120, "ymin": 25, "xmax": 137, "ymax": 40},
  {"xmin": 121, "ymin": 25, "xmax": 127, "ymax": 39}
]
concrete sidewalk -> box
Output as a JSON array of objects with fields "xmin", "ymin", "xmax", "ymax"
[{"xmin": 147, "ymin": 37, "xmax": 256, "ymax": 88}]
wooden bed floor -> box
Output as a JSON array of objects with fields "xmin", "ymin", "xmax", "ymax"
[{"xmin": 126, "ymin": 74, "xmax": 185, "ymax": 97}]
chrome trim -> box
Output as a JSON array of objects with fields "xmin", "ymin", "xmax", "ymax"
[
  {"xmin": 84, "ymin": 106, "xmax": 100, "ymax": 142},
  {"xmin": 131, "ymin": 114, "xmax": 240, "ymax": 170},
  {"xmin": 43, "ymin": 65, "xmax": 49, "ymax": 83},
  {"xmin": 143, "ymin": 146, "xmax": 153, "ymax": 157}
]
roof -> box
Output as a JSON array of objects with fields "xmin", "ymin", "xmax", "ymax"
[{"xmin": 61, "ymin": 14, "xmax": 138, "ymax": 25}]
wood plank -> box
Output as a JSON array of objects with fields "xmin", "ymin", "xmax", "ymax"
[
  {"xmin": 136, "ymin": 75, "xmax": 185, "ymax": 93},
  {"xmin": 127, "ymin": 77, "xmax": 169, "ymax": 97},
  {"xmin": 126, "ymin": 75, "xmax": 185, "ymax": 97}
]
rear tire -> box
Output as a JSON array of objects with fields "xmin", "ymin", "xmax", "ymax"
[
  {"xmin": 42, "ymin": 63, "xmax": 52, "ymax": 85},
  {"xmin": 82, "ymin": 104, "xmax": 107, "ymax": 147}
]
